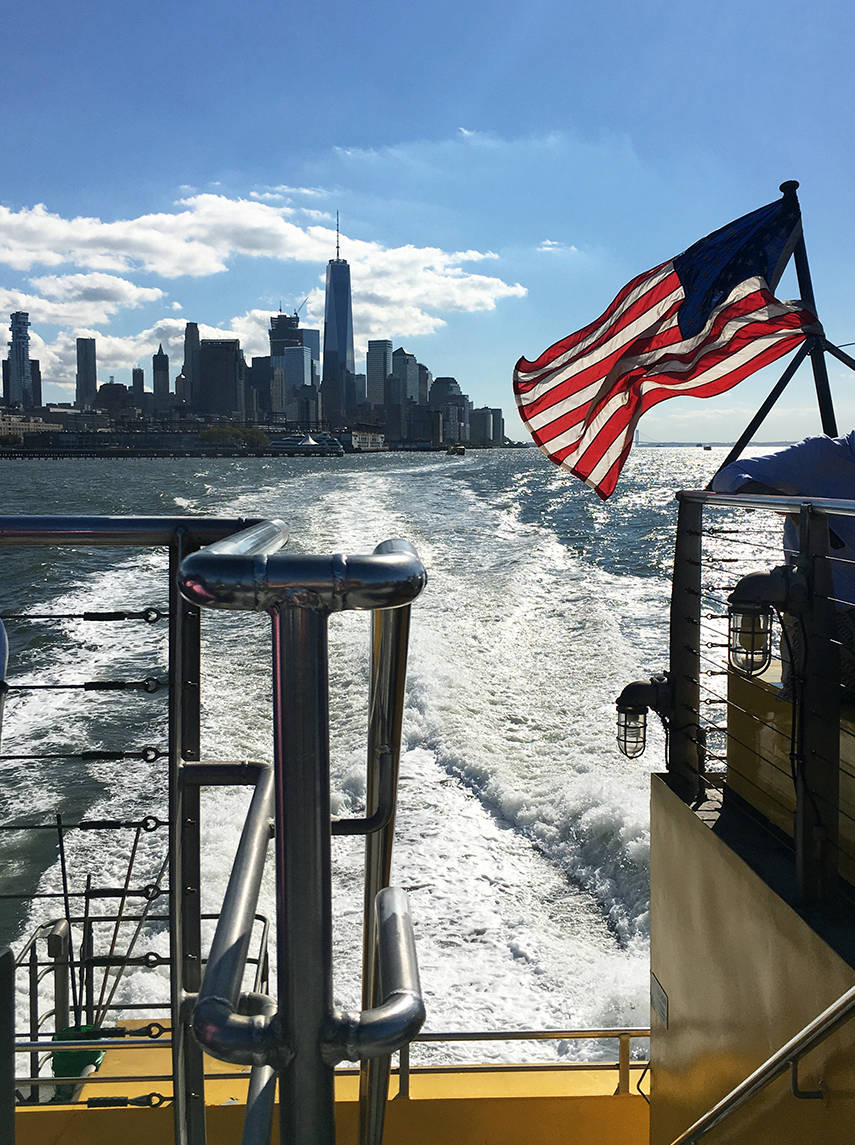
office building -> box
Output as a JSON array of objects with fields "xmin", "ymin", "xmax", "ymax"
[
  {"xmin": 75, "ymin": 338, "xmax": 97, "ymax": 409},
  {"xmin": 247, "ymin": 357, "xmax": 273, "ymax": 416},
  {"xmin": 269, "ymin": 313, "xmax": 320, "ymax": 379},
  {"xmin": 181, "ymin": 323, "xmax": 201, "ymax": 409},
  {"xmin": 29, "ymin": 360, "xmax": 42, "ymax": 408},
  {"xmin": 321, "ymin": 223, "xmax": 355, "ymax": 427},
  {"xmin": 366, "ymin": 340, "xmax": 392, "ymax": 406},
  {"xmin": 489, "ymin": 408, "xmax": 505, "ymax": 445},
  {"xmin": 418, "ymin": 363, "xmax": 432, "ymax": 406},
  {"xmin": 429, "ymin": 376, "xmax": 471, "ymax": 443},
  {"xmin": 198, "ymin": 339, "xmax": 246, "ymax": 418},
  {"xmin": 470, "ymin": 407, "xmax": 494, "ymax": 446},
  {"xmin": 131, "ymin": 368, "xmax": 144, "ymax": 404},
  {"xmin": 153, "ymin": 344, "xmax": 170, "ymax": 411},
  {"xmin": 391, "ymin": 347, "xmax": 419, "ymax": 403},
  {"xmin": 6, "ymin": 312, "xmax": 34, "ymax": 408}
]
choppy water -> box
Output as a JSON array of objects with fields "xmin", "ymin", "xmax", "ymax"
[{"xmin": 0, "ymin": 445, "xmax": 732, "ymax": 1059}]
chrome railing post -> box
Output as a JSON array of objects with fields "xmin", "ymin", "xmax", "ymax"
[
  {"xmin": 669, "ymin": 495, "xmax": 704, "ymax": 800},
  {"xmin": 1, "ymin": 947, "xmax": 13, "ymax": 1145},
  {"xmin": 28, "ymin": 945, "xmax": 39, "ymax": 1100},
  {"xmin": 47, "ymin": 920, "xmax": 70, "ymax": 1035},
  {"xmin": 271, "ymin": 603, "xmax": 336, "ymax": 1145},
  {"xmin": 0, "ymin": 617, "xmax": 7, "ymax": 752},
  {"xmin": 360, "ymin": 540, "xmax": 418, "ymax": 1145},
  {"xmin": 169, "ymin": 530, "xmax": 206, "ymax": 1145}
]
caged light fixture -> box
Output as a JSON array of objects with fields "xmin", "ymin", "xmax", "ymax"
[
  {"xmin": 726, "ymin": 567, "xmax": 806, "ymax": 678},
  {"xmin": 615, "ymin": 674, "xmax": 671, "ymax": 758}
]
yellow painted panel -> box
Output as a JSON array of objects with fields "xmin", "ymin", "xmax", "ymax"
[
  {"xmin": 16, "ymin": 1065, "xmax": 649, "ymax": 1145},
  {"xmin": 726, "ymin": 667, "xmax": 855, "ymax": 885},
  {"xmin": 650, "ymin": 774, "xmax": 855, "ymax": 1145}
]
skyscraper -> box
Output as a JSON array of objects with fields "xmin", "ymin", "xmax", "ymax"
[
  {"xmin": 181, "ymin": 323, "xmax": 201, "ymax": 409},
  {"xmin": 198, "ymin": 339, "xmax": 246, "ymax": 417},
  {"xmin": 131, "ymin": 367, "xmax": 145, "ymax": 404},
  {"xmin": 153, "ymin": 344, "xmax": 170, "ymax": 412},
  {"xmin": 366, "ymin": 340, "xmax": 392, "ymax": 406},
  {"xmin": 6, "ymin": 312, "xmax": 33, "ymax": 408},
  {"xmin": 75, "ymin": 338, "xmax": 97, "ymax": 409},
  {"xmin": 392, "ymin": 347, "xmax": 419, "ymax": 402},
  {"xmin": 321, "ymin": 217, "xmax": 354, "ymax": 427}
]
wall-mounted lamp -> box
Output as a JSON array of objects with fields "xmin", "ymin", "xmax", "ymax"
[
  {"xmin": 726, "ymin": 567, "xmax": 806, "ymax": 678},
  {"xmin": 615, "ymin": 674, "xmax": 671, "ymax": 758}
]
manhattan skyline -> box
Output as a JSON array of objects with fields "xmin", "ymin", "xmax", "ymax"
[{"xmin": 2, "ymin": 0, "xmax": 854, "ymax": 442}]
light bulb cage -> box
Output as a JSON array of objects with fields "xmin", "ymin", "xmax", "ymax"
[
  {"xmin": 727, "ymin": 603, "xmax": 773, "ymax": 677},
  {"xmin": 615, "ymin": 674, "xmax": 671, "ymax": 759}
]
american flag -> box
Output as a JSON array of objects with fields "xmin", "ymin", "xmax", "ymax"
[{"xmin": 513, "ymin": 195, "xmax": 818, "ymax": 499}]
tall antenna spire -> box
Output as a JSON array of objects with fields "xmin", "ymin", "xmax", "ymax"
[{"xmin": 336, "ymin": 211, "xmax": 340, "ymax": 260}]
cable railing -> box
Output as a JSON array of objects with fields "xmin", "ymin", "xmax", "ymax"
[
  {"xmin": 0, "ymin": 515, "xmax": 655, "ymax": 1145},
  {"xmin": 661, "ymin": 490, "xmax": 855, "ymax": 905}
]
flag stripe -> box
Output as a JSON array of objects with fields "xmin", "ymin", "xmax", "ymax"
[
  {"xmin": 514, "ymin": 263, "xmax": 676, "ymax": 390},
  {"xmin": 530, "ymin": 280, "xmax": 795, "ymax": 449}
]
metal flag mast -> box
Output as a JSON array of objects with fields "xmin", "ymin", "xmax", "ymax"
[{"xmin": 711, "ymin": 180, "xmax": 855, "ymax": 481}]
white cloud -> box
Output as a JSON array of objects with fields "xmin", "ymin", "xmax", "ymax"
[
  {"xmin": 0, "ymin": 194, "xmax": 524, "ymax": 335},
  {"xmin": 537, "ymin": 239, "xmax": 579, "ymax": 254},
  {"xmin": 30, "ymin": 272, "xmax": 163, "ymax": 307},
  {"xmin": 0, "ymin": 274, "xmax": 163, "ymax": 329}
]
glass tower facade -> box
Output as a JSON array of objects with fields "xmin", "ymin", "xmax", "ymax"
[
  {"xmin": 321, "ymin": 258, "xmax": 354, "ymax": 428},
  {"xmin": 6, "ymin": 312, "xmax": 33, "ymax": 407}
]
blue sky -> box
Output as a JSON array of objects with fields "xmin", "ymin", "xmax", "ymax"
[{"xmin": 2, "ymin": 0, "xmax": 855, "ymax": 440}]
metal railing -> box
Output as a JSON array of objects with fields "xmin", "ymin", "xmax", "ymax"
[
  {"xmin": 399, "ymin": 1027, "xmax": 650, "ymax": 1097},
  {"xmin": 663, "ymin": 490, "xmax": 855, "ymax": 905},
  {"xmin": 650, "ymin": 490, "xmax": 855, "ymax": 1142},
  {"xmin": 0, "ymin": 515, "xmax": 273, "ymax": 1144},
  {"xmin": 177, "ymin": 527, "xmax": 429, "ymax": 1145},
  {"xmin": 669, "ymin": 982, "xmax": 855, "ymax": 1143},
  {"xmin": 1, "ymin": 515, "xmax": 654, "ymax": 1145}
]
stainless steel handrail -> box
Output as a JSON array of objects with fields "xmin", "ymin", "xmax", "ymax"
[
  {"xmin": 326, "ymin": 888, "xmax": 424, "ymax": 1064},
  {"xmin": 1, "ymin": 948, "xmax": 13, "ymax": 1144},
  {"xmin": 179, "ymin": 546, "xmax": 427, "ymax": 613},
  {"xmin": 683, "ymin": 489, "xmax": 855, "ymax": 518},
  {"xmin": 179, "ymin": 533, "xmax": 428, "ymax": 1145},
  {"xmin": 359, "ymin": 542, "xmax": 419, "ymax": 1145},
  {"xmin": 191, "ymin": 764, "xmax": 275, "ymax": 1066},
  {"xmin": 669, "ymin": 983, "xmax": 855, "ymax": 1144},
  {"xmin": 0, "ymin": 515, "xmax": 273, "ymax": 547}
]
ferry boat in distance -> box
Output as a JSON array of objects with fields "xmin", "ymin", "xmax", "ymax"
[{"xmin": 2, "ymin": 487, "xmax": 855, "ymax": 1145}]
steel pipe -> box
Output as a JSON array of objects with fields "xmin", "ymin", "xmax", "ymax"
[
  {"xmin": 1, "ymin": 948, "xmax": 13, "ymax": 1145},
  {"xmin": 358, "ymin": 550, "xmax": 417, "ymax": 1145},
  {"xmin": 179, "ymin": 547, "xmax": 427, "ymax": 614},
  {"xmin": 240, "ymin": 996, "xmax": 277, "ymax": 1145},
  {"xmin": 325, "ymin": 888, "xmax": 424, "ymax": 1064},
  {"xmin": 0, "ymin": 515, "xmax": 272, "ymax": 547},
  {"xmin": 669, "ymin": 982, "xmax": 855, "ymax": 1144},
  {"xmin": 685, "ymin": 490, "xmax": 855, "ymax": 519},
  {"xmin": 191, "ymin": 766, "xmax": 276, "ymax": 1066},
  {"xmin": 0, "ymin": 617, "xmax": 7, "ymax": 753}
]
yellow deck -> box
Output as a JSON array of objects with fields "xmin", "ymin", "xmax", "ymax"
[{"xmin": 16, "ymin": 1031, "xmax": 649, "ymax": 1145}]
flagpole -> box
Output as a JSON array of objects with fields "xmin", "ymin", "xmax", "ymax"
[
  {"xmin": 707, "ymin": 340, "xmax": 813, "ymax": 487},
  {"xmin": 779, "ymin": 180, "xmax": 837, "ymax": 436}
]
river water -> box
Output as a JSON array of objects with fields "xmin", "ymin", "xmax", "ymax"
[{"xmin": 0, "ymin": 445, "xmax": 731, "ymax": 1059}]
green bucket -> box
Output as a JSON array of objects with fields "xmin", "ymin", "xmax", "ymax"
[{"xmin": 51, "ymin": 1024, "xmax": 106, "ymax": 1102}]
